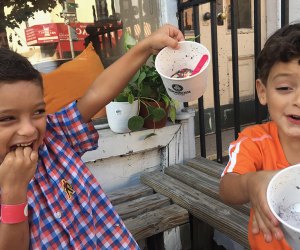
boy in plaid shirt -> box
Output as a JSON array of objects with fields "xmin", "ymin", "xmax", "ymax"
[{"xmin": 0, "ymin": 24, "xmax": 184, "ymax": 249}]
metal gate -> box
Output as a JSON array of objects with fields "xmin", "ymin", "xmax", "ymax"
[{"xmin": 177, "ymin": 0, "xmax": 289, "ymax": 163}]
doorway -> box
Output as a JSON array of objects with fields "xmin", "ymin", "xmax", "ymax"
[{"xmin": 182, "ymin": 0, "xmax": 267, "ymax": 131}]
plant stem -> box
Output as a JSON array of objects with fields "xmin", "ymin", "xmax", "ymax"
[{"xmin": 140, "ymin": 97, "xmax": 161, "ymax": 107}]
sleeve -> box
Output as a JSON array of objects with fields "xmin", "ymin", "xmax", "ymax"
[
  {"xmin": 46, "ymin": 101, "xmax": 99, "ymax": 156},
  {"xmin": 222, "ymin": 134, "xmax": 263, "ymax": 176}
]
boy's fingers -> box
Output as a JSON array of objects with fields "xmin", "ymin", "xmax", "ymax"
[
  {"xmin": 261, "ymin": 200, "xmax": 279, "ymax": 226},
  {"xmin": 261, "ymin": 200, "xmax": 284, "ymax": 240},
  {"xmin": 166, "ymin": 37, "xmax": 179, "ymax": 49},
  {"xmin": 30, "ymin": 151, "xmax": 38, "ymax": 162},
  {"xmin": 6, "ymin": 150, "xmax": 15, "ymax": 158},
  {"xmin": 252, "ymin": 215, "xmax": 260, "ymax": 234},
  {"xmin": 15, "ymin": 147, "xmax": 24, "ymax": 158},
  {"xmin": 168, "ymin": 25, "xmax": 184, "ymax": 41},
  {"xmin": 254, "ymin": 210, "xmax": 273, "ymax": 242},
  {"xmin": 23, "ymin": 146, "xmax": 33, "ymax": 158},
  {"xmin": 273, "ymin": 227, "xmax": 284, "ymax": 241}
]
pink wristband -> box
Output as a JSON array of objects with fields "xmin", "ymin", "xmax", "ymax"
[{"xmin": 0, "ymin": 202, "xmax": 28, "ymax": 224}]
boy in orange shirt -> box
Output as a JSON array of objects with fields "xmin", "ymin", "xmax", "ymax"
[{"xmin": 220, "ymin": 23, "xmax": 300, "ymax": 250}]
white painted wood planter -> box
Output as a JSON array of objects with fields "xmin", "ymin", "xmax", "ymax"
[{"xmin": 83, "ymin": 108, "xmax": 196, "ymax": 193}]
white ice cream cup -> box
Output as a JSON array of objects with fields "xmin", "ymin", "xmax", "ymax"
[
  {"xmin": 267, "ymin": 164, "xmax": 300, "ymax": 250},
  {"xmin": 155, "ymin": 41, "xmax": 210, "ymax": 102}
]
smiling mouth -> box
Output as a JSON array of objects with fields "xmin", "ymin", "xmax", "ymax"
[
  {"xmin": 289, "ymin": 115, "xmax": 300, "ymax": 120},
  {"xmin": 10, "ymin": 142, "xmax": 34, "ymax": 151}
]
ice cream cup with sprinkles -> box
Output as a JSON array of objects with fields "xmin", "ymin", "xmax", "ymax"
[
  {"xmin": 155, "ymin": 41, "xmax": 210, "ymax": 102},
  {"xmin": 267, "ymin": 164, "xmax": 300, "ymax": 249}
]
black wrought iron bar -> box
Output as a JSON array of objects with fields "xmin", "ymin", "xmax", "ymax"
[
  {"xmin": 254, "ymin": 0, "xmax": 262, "ymax": 124},
  {"xmin": 210, "ymin": 1, "xmax": 223, "ymax": 163},
  {"xmin": 230, "ymin": 0, "xmax": 240, "ymax": 139},
  {"xmin": 177, "ymin": 2, "xmax": 185, "ymax": 36},
  {"xmin": 281, "ymin": 0, "xmax": 289, "ymax": 27},
  {"xmin": 192, "ymin": 4, "xmax": 207, "ymax": 157},
  {"xmin": 178, "ymin": 2, "xmax": 190, "ymax": 109},
  {"xmin": 178, "ymin": 0, "xmax": 213, "ymax": 11}
]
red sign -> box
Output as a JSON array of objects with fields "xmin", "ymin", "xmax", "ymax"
[{"xmin": 25, "ymin": 23, "xmax": 91, "ymax": 46}]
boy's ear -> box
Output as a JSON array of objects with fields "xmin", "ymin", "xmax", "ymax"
[{"xmin": 256, "ymin": 79, "xmax": 267, "ymax": 105}]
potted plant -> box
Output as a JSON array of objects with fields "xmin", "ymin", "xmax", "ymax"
[
  {"xmin": 105, "ymin": 32, "xmax": 141, "ymax": 133},
  {"xmin": 107, "ymin": 32, "xmax": 178, "ymax": 135},
  {"xmin": 106, "ymin": 93, "xmax": 139, "ymax": 133},
  {"xmin": 127, "ymin": 58, "xmax": 178, "ymax": 134}
]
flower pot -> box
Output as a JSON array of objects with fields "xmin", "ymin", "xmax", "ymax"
[
  {"xmin": 106, "ymin": 100, "xmax": 139, "ymax": 133},
  {"xmin": 139, "ymin": 101, "xmax": 169, "ymax": 129}
]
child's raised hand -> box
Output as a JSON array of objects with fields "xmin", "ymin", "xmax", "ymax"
[
  {"xmin": 0, "ymin": 147, "xmax": 38, "ymax": 197},
  {"xmin": 145, "ymin": 24, "xmax": 185, "ymax": 55},
  {"xmin": 247, "ymin": 170, "xmax": 284, "ymax": 243}
]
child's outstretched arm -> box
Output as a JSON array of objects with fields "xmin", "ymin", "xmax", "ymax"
[
  {"xmin": 219, "ymin": 171, "xmax": 284, "ymax": 243},
  {"xmin": 77, "ymin": 24, "xmax": 184, "ymax": 123}
]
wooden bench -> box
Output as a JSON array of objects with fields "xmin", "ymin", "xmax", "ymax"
[
  {"xmin": 140, "ymin": 156, "xmax": 251, "ymax": 249},
  {"xmin": 107, "ymin": 184, "xmax": 190, "ymax": 249}
]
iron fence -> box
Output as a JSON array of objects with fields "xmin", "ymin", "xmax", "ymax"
[
  {"xmin": 177, "ymin": 0, "xmax": 289, "ymax": 163},
  {"xmin": 85, "ymin": 0, "xmax": 290, "ymax": 164}
]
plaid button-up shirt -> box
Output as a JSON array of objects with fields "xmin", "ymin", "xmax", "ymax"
[{"xmin": 27, "ymin": 102, "xmax": 139, "ymax": 249}]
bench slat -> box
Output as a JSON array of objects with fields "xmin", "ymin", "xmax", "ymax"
[
  {"xmin": 165, "ymin": 164, "xmax": 220, "ymax": 200},
  {"xmin": 165, "ymin": 164, "xmax": 250, "ymax": 215},
  {"xmin": 141, "ymin": 171, "xmax": 250, "ymax": 248},
  {"xmin": 124, "ymin": 204, "xmax": 189, "ymax": 241},
  {"xmin": 107, "ymin": 184, "xmax": 153, "ymax": 205},
  {"xmin": 114, "ymin": 193, "xmax": 171, "ymax": 220},
  {"xmin": 184, "ymin": 157, "xmax": 225, "ymax": 178}
]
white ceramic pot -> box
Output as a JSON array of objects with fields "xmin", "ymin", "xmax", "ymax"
[{"xmin": 106, "ymin": 100, "xmax": 139, "ymax": 133}]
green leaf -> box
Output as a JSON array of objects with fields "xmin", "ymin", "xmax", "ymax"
[
  {"xmin": 152, "ymin": 108, "xmax": 166, "ymax": 122},
  {"xmin": 140, "ymin": 85, "xmax": 154, "ymax": 97},
  {"xmin": 115, "ymin": 93, "xmax": 129, "ymax": 102},
  {"xmin": 186, "ymin": 34, "xmax": 200, "ymax": 41},
  {"xmin": 169, "ymin": 106, "xmax": 176, "ymax": 123},
  {"xmin": 161, "ymin": 95, "xmax": 170, "ymax": 107},
  {"xmin": 138, "ymin": 72, "xmax": 146, "ymax": 85},
  {"xmin": 128, "ymin": 94, "xmax": 135, "ymax": 104},
  {"xmin": 147, "ymin": 105, "xmax": 156, "ymax": 112},
  {"xmin": 144, "ymin": 133, "xmax": 157, "ymax": 140},
  {"xmin": 129, "ymin": 69, "xmax": 140, "ymax": 84},
  {"xmin": 124, "ymin": 32, "xmax": 137, "ymax": 51},
  {"xmin": 128, "ymin": 116, "xmax": 144, "ymax": 131}
]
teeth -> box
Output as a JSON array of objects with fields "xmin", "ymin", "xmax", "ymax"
[
  {"xmin": 291, "ymin": 115, "xmax": 300, "ymax": 120},
  {"xmin": 16, "ymin": 143, "xmax": 32, "ymax": 147}
]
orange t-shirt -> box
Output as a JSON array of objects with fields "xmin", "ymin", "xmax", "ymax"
[{"xmin": 222, "ymin": 121, "xmax": 292, "ymax": 250}]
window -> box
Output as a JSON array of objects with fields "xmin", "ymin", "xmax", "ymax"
[
  {"xmin": 227, "ymin": 0, "xmax": 251, "ymax": 29},
  {"xmin": 93, "ymin": 0, "xmax": 160, "ymax": 66}
]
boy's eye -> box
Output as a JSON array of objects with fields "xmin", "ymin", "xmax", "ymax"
[
  {"xmin": 276, "ymin": 86, "xmax": 291, "ymax": 91},
  {"xmin": 0, "ymin": 116, "xmax": 15, "ymax": 122},
  {"xmin": 34, "ymin": 109, "xmax": 46, "ymax": 115}
]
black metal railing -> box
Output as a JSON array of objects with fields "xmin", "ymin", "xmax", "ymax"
[
  {"xmin": 85, "ymin": 0, "xmax": 290, "ymax": 164},
  {"xmin": 177, "ymin": 0, "xmax": 290, "ymax": 163}
]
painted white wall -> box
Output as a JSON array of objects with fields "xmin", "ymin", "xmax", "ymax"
[
  {"xmin": 289, "ymin": 0, "xmax": 300, "ymax": 24},
  {"xmin": 266, "ymin": 0, "xmax": 281, "ymax": 37},
  {"xmin": 266, "ymin": 0, "xmax": 300, "ymax": 38},
  {"xmin": 83, "ymin": 113, "xmax": 196, "ymax": 193},
  {"xmin": 159, "ymin": 0, "xmax": 178, "ymax": 26},
  {"xmin": 75, "ymin": 1, "xmax": 94, "ymax": 23}
]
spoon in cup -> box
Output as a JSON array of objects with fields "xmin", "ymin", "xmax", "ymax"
[{"xmin": 191, "ymin": 54, "xmax": 209, "ymax": 76}]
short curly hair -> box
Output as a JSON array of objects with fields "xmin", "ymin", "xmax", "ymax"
[
  {"xmin": 257, "ymin": 23, "xmax": 300, "ymax": 84},
  {"xmin": 0, "ymin": 48, "xmax": 43, "ymax": 89}
]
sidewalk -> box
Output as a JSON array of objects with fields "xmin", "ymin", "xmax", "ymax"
[{"xmin": 195, "ymin": 127, "xmax": 237, "ymax": 162}]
